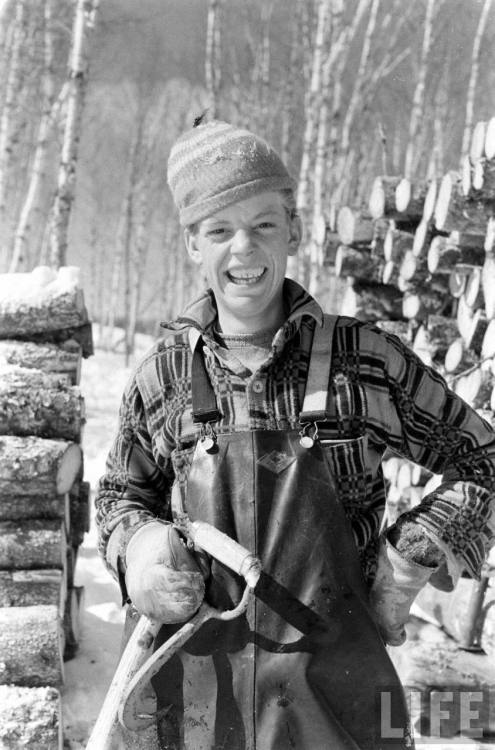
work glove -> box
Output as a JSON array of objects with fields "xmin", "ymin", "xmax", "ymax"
[
  {"xmin": 369, "ymin": 537, "xmax": 437, "ymax": 646},
  {"xmin": 125, "ymin": 522, "xmax": 205, "ymax": 624}
]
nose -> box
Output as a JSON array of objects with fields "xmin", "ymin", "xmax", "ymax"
[{"xmin": 231, "ymin": 228, "xmax": 253, "ymax": 255}]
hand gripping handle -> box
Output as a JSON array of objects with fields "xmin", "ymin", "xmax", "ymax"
[{"xmin": 117, "ymin": 522, "xmax": 261, "ymax": 733}]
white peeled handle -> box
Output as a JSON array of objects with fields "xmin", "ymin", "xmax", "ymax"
[{"xmin": 187, "ymin": 520, "xmax": 261, "ymax": 588}]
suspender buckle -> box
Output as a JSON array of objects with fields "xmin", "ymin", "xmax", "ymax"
[
  {"xmin": 299, "ymin": 421, "xmax": 319, "ymax": 449},
  {"xmin": 199, "ymin": 421, "xmax": 218, "ymax": 454}
]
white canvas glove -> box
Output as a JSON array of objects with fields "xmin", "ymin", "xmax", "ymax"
[
  {"xmin": 369, "ymin": 538, "xmax": 436, "ymax": 646},
  {"xmin": 125, "ymin": 522, "xmax": 205, "ymax": 624}
]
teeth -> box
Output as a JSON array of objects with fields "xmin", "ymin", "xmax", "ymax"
[{"xmin": 228, "ymin": 268, "xmax": 265, "ymax": 283}]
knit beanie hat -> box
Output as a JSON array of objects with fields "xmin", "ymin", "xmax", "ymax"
[{"xmin": 167, "ymin": 119, "xmax": 296, "ymax": 227}]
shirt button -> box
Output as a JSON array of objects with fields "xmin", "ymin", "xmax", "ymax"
[{"xmin": 252, "ymin": 380, "xmax": 264, "ymax": 393}]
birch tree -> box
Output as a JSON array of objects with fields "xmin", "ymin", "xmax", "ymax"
[
  {"xmin": 0, "ymin": 0, "xmax": 25, "ymax": 235},
  {"xmin": 460, "ymin": 0, "xmax": 493, "ymax": 161},
  {"xmin": 9, "ymin": 0, "xmax": 54, "ymax": 272},
  {"xmin": 205, "ymin": 0, "xmax": 222, "ymax": 119},
  {"xmin": 48, "ymin": 0, "xmax": 99, "ymax": 269},
  {"xmin": 403, "ymin": 0, "xmax": 436, "ymax": 180}
]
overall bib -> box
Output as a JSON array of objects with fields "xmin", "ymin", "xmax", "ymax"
[{"xmin": 151, "ymin": 317, "xmax": 412, "ymax": 750}]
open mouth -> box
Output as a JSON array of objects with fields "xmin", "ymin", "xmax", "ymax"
[{"xmin": 226, "ymin": 267, "xmax": 266, "ymax": 285}]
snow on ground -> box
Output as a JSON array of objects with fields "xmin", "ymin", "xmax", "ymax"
[
  {"xmin": 63, "ymin": 335, "xmax": 153, "ymax": 748},
  {"xmin": 61, "ymin": 336, "xmax": 495, "ymax": 750}
]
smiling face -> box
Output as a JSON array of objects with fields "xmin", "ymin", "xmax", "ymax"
[{"xmin": 184, "ymin": 191, "xmax": 301, "ymax": 334}]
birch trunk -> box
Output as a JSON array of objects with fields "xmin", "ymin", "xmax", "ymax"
[
  {"xmin": 0, "ymin": 0, "xmax": 25, "ymax": 231},
  {"xmin": 403, "ymin": 0, "xmax": 435, "ymax": 179},
  {"xmin": 335, "ymin": 0, "xmax": 379, "ymax": 191},
  {"xmin": 296, "ymin": 0, "xmax": 331, "ymax": 218},
  {"xmin": 9, "ymin": 0, "xmax": 54, "ymax": 273},
  {"xmin": 48, "ymin": 0, "xmax": 99, "ymax": 269},
  {"xmin": 460, "ymin": 0, "xmax": 493, "ymax": 162},
  {"xmin": 205, "ymin": 0, "xmax": 222, "ymax": 119}
]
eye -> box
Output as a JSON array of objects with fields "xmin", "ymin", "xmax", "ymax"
[
  {"xmin": 206, "ymin": 227, "xmax": 227, "ymax": 238},
  {"xmin": 257, "ymin": 221, "xmax": 276, "ymax": 230}
]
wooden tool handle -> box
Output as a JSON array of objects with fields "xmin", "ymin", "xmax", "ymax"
[
  {"xmin": 188, "ymin": 520, "xmax": 261, "ymax": 587},
  {"xmin": 86, "ymin": 615, "xmax": 159, "ymax": 750}
]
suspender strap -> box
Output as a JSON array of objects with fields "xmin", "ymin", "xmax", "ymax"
[
  {"xmin": 299, "ymin": 314, "xmax": 337, "ymax": 423},
  {"xmin": 191, "ymin": 341, "xmax": 221, "ymax": 424}
]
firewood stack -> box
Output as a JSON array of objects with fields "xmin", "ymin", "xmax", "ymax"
[
  {"xmin": 335, "ymin": 117, "xmax": 495, "ymax": 665},
  {"xmin": 0, "ymin": 265, "xmax": 92, "ymax": 748}
]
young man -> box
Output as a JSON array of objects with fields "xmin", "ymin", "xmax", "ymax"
[{"xmin": 96, "ymin": 119, "xmax": 495, "ymax": 749}]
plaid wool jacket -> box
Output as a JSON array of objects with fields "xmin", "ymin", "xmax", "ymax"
[{"xmin": 95, "ymin": 279, "xmax": 495, "ymax": 592}]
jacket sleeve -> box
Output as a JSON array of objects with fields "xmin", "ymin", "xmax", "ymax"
[
  {"xmin": 381, "ymin": 331, "xmax": 495, "ymax": 584},
  {"xmin": 94, "ymin": 366, "xmax": 174, "ymax": 588}
]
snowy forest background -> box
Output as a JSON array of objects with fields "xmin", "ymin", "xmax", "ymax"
[{"xmin": 1, "ymin": 0, "xmax": 495, "ymax": 354}]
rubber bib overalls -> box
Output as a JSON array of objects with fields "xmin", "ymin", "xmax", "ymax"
[{"xmin": 151, "ymin": 316, "xmax": 412, "ymax": 750}]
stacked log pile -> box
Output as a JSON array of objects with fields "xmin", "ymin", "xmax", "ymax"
[
  {"xmin": 335, "ymin": 117, "xmax": 495, "ymax": 665},
  {"xmin": 0, "ymin": 266, "xmax": 92, "ymax": 749}
]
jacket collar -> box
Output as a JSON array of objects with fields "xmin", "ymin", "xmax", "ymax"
[{"xmin": 161, "ymin": 278, "xmax": 323, "ymax": 343}]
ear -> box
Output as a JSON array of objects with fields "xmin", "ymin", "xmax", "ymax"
[
  {"xmin": 184, "ymin": 228, "xmax": 202, "ymax": 265},
  {"xmin": 287, "ymin": 214, "xmax": 302, "ymax": 256}
]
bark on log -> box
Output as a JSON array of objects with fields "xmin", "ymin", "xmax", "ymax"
[
  {"xmin": 402, "ymin": 285, "xmax": 450, "ymax": 321},
  {"xmin": 464, "ymin": 308, "xmax": 489, "ymax": 355},
  {"xmin": 413, "ymin": 315, "xmax": 460, "ymax": 365},
  {"xmin": 449, "ymin": 229, "xmax": 487, "ymax": 251},
  {"xmin": 422, "ymin": 178, "xmax": 438, "ymax": 222},
  {"xmin": 0, "ymin": 365, "xmax": 84, "ymax": 441},
  {"xmin": 0, "ymin": 492, "xmax": 69, "ymax": 523},
  {"xmin": 0, "ymin": 569, "xmax": 65, "ymax": 609},
  {"xmin": 0, "ymin": 339, "xmax": 82, "ymax": 385},
  {"xmin": 334, "ymin": 245, "xmax": 383, "ymax": 281},
  {"xmin": 0, "ymin": 605, "xmax": 64, "ymax": 687},
  {"xmin": 336, "ymin": 207, "xmax": 374, "ymax": 246},
  {"xmin": 0, "ymin": 436, "xmax": 82, "ymax": 497},
  {"xmin": 427, "ymin": 236, "xmax": 485, "ymax": 274},
  {"xmin": 340, "ymin": 279, "xmax": 403, "ymax": 321},
  {"xmin": 69, "ymin": 480, "xmax": 90, "ymax": 548},
  {"xmin": 374, "ymin": 320, "xmax": 412, "ymax": 346},
  {"xmin": 0, "ymin": 520, "xmax": 66, "ymax": 570},
  {"xmin": 395, "ymin": 178, "xmax": 428, "ymax": 222},
  {"xmin": 0, "ymin": 685, "xmax": 62, "ymax": 748},
  {"xmin": 434, "ymin": 171, "xmax": 491, "ymax": 234},
  {"xmin": 368, "ymin": 175, "xmax": 402, "ymax": 219},
  {"xmin": 21, "ymin": 321, "xmax": 94, "ymax": 359},
  {"xmin": 322, "ymin": 232, "xmax": 340, "ymax": 266},
  {"xmin": 0, "ymin": 268, "xmax": 88, "ymax": 338},
  {"xmin": 384, "ymin": 226, "xmax": 414, "ymax": 263}
]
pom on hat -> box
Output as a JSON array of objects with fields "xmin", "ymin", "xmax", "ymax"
[{"xmin": 167, "ymin": 119, "xmax": 296, "ymax": 227}]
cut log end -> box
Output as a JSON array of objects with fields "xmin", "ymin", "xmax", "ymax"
[{"xmin": 56, "ymin": 443, "xmax": 83, "ymax": 494}]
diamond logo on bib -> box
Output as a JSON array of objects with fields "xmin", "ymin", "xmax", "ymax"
[{"xmin": 257, "ymin": 450, "xmax": 296, "ymax": 474}]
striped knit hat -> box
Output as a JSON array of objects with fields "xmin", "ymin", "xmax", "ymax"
[{"xmin": 167, "ymin": 119, "xmax": 296, "ymax": 227}]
